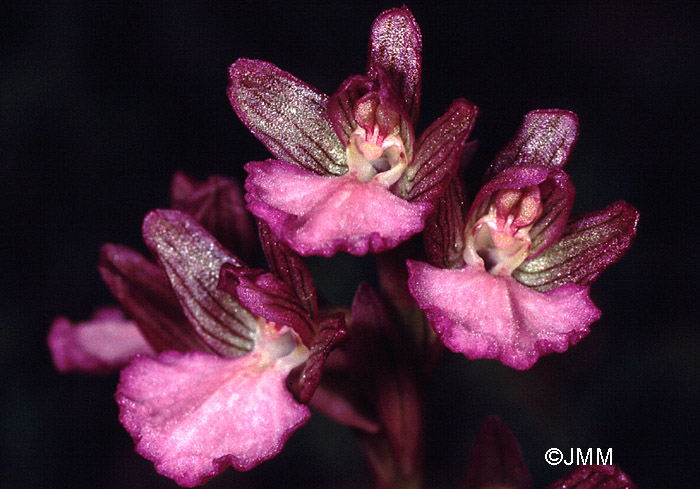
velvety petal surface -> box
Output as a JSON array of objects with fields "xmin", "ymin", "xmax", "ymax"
[
  {"xmin": 48, "ymin": 308, "xmax": 154, "ymax": 374},
  {"xmin": 546, "ymin": 465, "xmax": 637, "ymax": 489},
  {"xmin": 485, "ymin": 109, "xmax": 579, "ymax": 180},
  {"xmin": 367, "ymin": 7, "xmax": 422, "ymax": 124},
  {"xmin": 514, "ymin": 201, "xmax": 639, "ymax": 291},
  {"xmin": 228, "ymin": 58, "xmax": 346, "ymax": 176},
  {"xmin": 170, "ymin": 172, "xmax": 258, "ymax": 263},
  {"xmin": 117, "ymin": 325, "xmax": 310, "ymax": 487},
  {"xmin": 143, "ymin": 210, "xmax": 257, "ymax": 357},
  {"xmin": 407, "ymin": 261, "xmax": 600, "ymax": 370},
  {"xmin": 245, "ymin": 160, "xmax": 433, "ymax": 256}
]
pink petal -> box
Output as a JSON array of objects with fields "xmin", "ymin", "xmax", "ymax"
[
  {"xmin": 117, "ymin": 326, "xmax": 310, "ymax": 487},
  {"xmin": 245, "ymin": 160, "xmax": 433, "ymax": 256},
  {"xmin": 48, "ymin": 307, "xmax": 154, "ymax": 374},
  {"xmin": 407, "ymin": 261, "xmax": 600, "ymax": 370}
]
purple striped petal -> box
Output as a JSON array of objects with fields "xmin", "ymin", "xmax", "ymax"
[
  {"xmin": 228, "ymin": 58, "xmax": 346, "ymax": 176},
  {"xmin": 422, "ymin": 175, "xmax": 468, "ymax": 269},
  {"xmin": 258, "ymin": 220, "xmax": 318, "ymax": 318},
  {"xmin": 514, "ymin": 201, "xmax": 639, "ymax": 291},
  {"xmin": 398, "ymin": 98, "xmax": 478, "ymax": 203},
  {"xmin": 142, "ymin": 210, "xmax": 256, "ymax": 357},
  {"xmin": 218, "ymin": 263, "xmax": 317, "ymax": 348},
  {"xmin": 99, "ymin": 244, "xmax": 210, "ymax": 353}
]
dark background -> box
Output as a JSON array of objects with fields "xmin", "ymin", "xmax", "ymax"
[{"xmin": 2, "ymin": 1, "xmax": 699, "ymax": 488}]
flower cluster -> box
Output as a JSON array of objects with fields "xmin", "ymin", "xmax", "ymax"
[{"xmin": 49, "ymin": 7, "xmax": 638, "ymax": 488}]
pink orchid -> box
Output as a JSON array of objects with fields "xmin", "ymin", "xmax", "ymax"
[
  {"xmin": 408, "ymin": 110, "xmax": 639, "ymax": 370},
  {"xmin": 228, "ymin": 7, "xmax": 477, "ymax": 256},
  {"xmin": 115, "ymin": 210, "xmax": 343, "ymax": 487},
  {"xmin": 49, "ymin": 174, "xmax": 344, "ymax": 486}
]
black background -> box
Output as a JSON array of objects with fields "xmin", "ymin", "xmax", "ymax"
[{"xmin": 2, "ymin": 1, "xmax": 699, "ymax": 488}]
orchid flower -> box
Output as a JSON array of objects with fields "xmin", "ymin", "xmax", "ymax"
[
  {"xmin": 111, "ymin": 209, "xmax": 344, "ymax": 487},
  {"xmin": 408, "ymin": 110, "xmax": 639, "ymax": 370},
  {"xmin": 228, "ymin": 7, "xmax": 477, "ymax": 256},
  {"xmin": 49, "ymin": 175, "xmax": 344, "ymax": 486},
  {"xmin": 463, "ymin": 416, "xmax": 638, "ymax": 489}
]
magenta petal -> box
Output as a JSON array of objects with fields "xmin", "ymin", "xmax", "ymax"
[
  {"xmin": 546, "ymin": 465, "xmax": 638, "ymax": 489},
  {"xmin": 287, "ymin": 313, "xmax": 347, "ymax": 404},
  {"xmin": 48, "ymin": 308, "xmax": 154, "ymax": 374},
  {"xmin": 117, "ymin": 344, "xmax": 310, "ymax": 486},
  {"xmin": 368, "ymin": 7, "xmax": 422, "ymax": 124},
  {"xmin": 407, "ymin": 261, "xmax": 600, "ymax": 370},
  {"xmin": 486, "ymin": 109, "xmax": 579, "ymax": 179},
  {"xmin": 245, "ymin": 160, "xmax": 433, "ymax": 256},
  {"xmin": 227, "ymin": 58, "xmax": 346, "ymax": 176}
]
